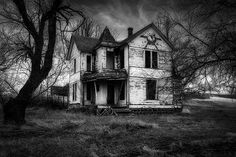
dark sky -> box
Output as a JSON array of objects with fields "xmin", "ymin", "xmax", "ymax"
[{"xmin": 71, "ymin": 0, "xmax": 199, "ymax": 40}]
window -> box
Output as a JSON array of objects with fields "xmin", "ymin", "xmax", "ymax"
[
  {"xmin": 72, "ymin": 83, "xmax": 77, "ymax": 101},
  {"xmin": 146, "ymin": 80, "xmax": 158, "ymax": 100},
  {"xmin": 145, "ymin": 51, "xmax": 151, "ymax": 68},
  {"xmin": 87, "ymin": 55, "xmax": 92, "ymax": 72},
  {"xmin": 106, "ymin": 51, "xmax": 114, "ymax": 69},
  {"xmin": 73, "ymin": 59, "xmax": 76, "ymax": 73},
  {"xmin": 152, "ymin": 51, "xmax": 158, "ymax": 68},
  {"xmin": 145, "ymin": 50, "xmax": 158, "ymax": 69},
  {"xmin": 120, "ymin": 49, "xmax": 124, "ymax": 69}
]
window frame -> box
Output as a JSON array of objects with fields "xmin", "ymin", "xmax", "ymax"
[
  {"xmin": 72, "ymin": 83, "xmax": 77, "ymax": 101},
  {"xmin": 146, "ymin": 79, "xmax": 159, "ymax": 100},
  {"xmin": 145, "ymin": 50, "xmax": 159, "ymax": 69},
  {"xmin": 86, "ymin": 54, "xmax": 92, "ymax": 72},
  {"xmin": 73, "ymin": 58, "xmax": 76, "ymax": 74}
]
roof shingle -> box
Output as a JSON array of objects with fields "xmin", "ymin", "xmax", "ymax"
[{"xmin": 73, "ymin": 36, "xmax": 99, "ymax": 52}]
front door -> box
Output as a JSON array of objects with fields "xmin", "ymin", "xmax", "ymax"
[{"xmin": 107, "ymin": 83, "xmax": 114, "ymax": 105}]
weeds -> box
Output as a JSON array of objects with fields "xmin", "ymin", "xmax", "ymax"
[{"xmin": 0, "ymin": 99, "xmax": 236, "ymax": 157}]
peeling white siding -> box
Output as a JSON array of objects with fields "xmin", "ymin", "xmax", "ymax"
[
  {"xmin": 127, "ymin": 27, "xmax": 173, "ymax": 106},
  {"xmin": 129, "ymin": 28, "xmax": 171, "ymax": 51},
  {"xmin": 96, "ymin": 47, "xmax": 106, "ymax": 72},
  {"xmin": 69, "ymin": 43, "xmax": 81, "ymax": 104}
]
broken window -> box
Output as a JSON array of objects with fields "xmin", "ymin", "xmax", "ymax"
[
  {"xmin": 146, "ymin": 80, "xmax": 158, "ymax": 100},
  {"xmin": 73, "ymin": 58, "xmax": 76, "ymax": 73},
  {"xmin": 87, "ymin": 55, "xmax": 92, "ymax": 72},
  {"xmin": 145, "ymin": 50, "xmax": 158, "ymax": 69},
  {"xmin": 72, "ymin": 83, "xmax": 77, "ymax": 101}
]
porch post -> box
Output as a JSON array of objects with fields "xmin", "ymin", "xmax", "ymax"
[{"xmin": 94, "ymin": 81, "xmax": 97, "ymax": 105}]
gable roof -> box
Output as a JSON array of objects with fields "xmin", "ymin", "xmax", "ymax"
[
  {"xmin": 66, "ymin": 23, "xmax": 175, "ymax": 60},
  {"xmin": 94, "ymin": 27, "xmax": 118, "ymax": 49},
  {"xmin": 66, "ymin": 35, "xmax": 99, "ymax": 60},
  {"xmin": 120, "ymin": 23, "xmax": 175, "ymax": 50},
  {"xmin": 99, "ymin": 27, "xmax": 116, "ymax": 43}
]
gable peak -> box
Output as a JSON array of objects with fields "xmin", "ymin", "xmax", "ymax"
[{"xmin": 99, "ymin": 26, "xmax": 116, "ymax": 43}]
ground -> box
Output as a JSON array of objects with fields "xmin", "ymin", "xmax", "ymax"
[{"xmin": 0, "ymin": 97, "xmax": 236, "ymax": 157}]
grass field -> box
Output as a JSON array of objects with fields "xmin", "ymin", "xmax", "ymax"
[{"xmin": 0, "ymin": 97, "xmax": 236, "ymax": 157}]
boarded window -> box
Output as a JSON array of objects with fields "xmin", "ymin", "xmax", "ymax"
[
  {"xmin": 120, "ymin": 84, "xmax": 125, "ymax": 100},
  {"xmin": 73, "ymin": 59, "xmax": 76, "ymax": 73},
  {"xmin": 145, "ymin": 51, "xmax": 151, "ymax": 68},
  {"xmin": 87, "ymin": 83, "xmax": 91, "ymax": 100},
  {"xmin": 87, "ymin": 55, "xmax": 91, "ymax": 72},
  {"xmin": 72, "ymin": 83, "xmax": 77, "ymax": 101},
  {"xmin": 120, "ymin": 49, "xmax": 124, "ymax": 69},
  {"xmin": 146, "ymin": 80, "xmax": 157, "ymax": 100}
]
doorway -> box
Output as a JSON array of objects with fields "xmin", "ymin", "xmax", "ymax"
[{"xmin": 107, "ymin": 83, "xmax": 114, "ymax": 105}]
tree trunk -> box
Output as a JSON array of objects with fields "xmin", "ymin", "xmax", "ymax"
[
  {"xmin": 3, "ymin": 97, "xmax": 28, "ymax": 125},
  {"xmin": 3, "ymin": 73, "xmax": 43, "ymax": 125}
]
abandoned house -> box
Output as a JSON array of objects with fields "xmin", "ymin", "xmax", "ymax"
[{"xmin": 66, "ymin": 23, "xmax": 180, "ymax": 111}]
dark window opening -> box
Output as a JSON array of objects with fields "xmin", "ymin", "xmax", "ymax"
[
  {"xmin": 73, "ymin": 59, "xmax": 76, "ymax": 73},
  {"xmin": 145, "ymin": 51, "xmax": 151, "ymax": 68},
  {"xmin": 87, "ymin": 55, "xmax": 91, "ymax": 72},
  {"xmin": 92, "ymin": 55, "xmax": 96, "ymax": 71},
  {"xmin": 107, "ymin": 51, "xmax": 114, "ymax": 69},
  {"xmin": 87, "ymin": 83, "xmax": 91, "ymax": 100},
  {"xmin": 120, "ymin": 84, "xmax": 125, "ymax": 100},
  {"xmin": 152, "ymin": 51, "xmax": 158, "ymax": 68},
  {"xmin": 120, "ymin": 49, "xmax": 124, "ymax": 69},
  {"xmin": 145, "ymin": 50, "xmax": 158, "ymax": 69},
  {"xmin": 146, "ymin": 80, "xmax": 156, "ymax": 100},
  {"xmin": 72, "ymin": 83, "xmax": 77, "ymax": 101}
]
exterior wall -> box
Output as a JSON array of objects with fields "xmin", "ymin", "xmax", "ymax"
[
  {"xmin": 68, "ymin": 27, "xmax": 174, "ymax": 107},
  {"xmin": 124, "ymin": 46, "xmax": 129, "ymax": 70},
  {"xmin": 69, "ymin": 43, "xmax": 81, "ymax": 104},
  {"xmin": 127, "ymin": 27, "xmax": 173, "ymax": 106},
  {"xmin": 96, "ymin": 47, "xmax": 106, "ymax": 72}
]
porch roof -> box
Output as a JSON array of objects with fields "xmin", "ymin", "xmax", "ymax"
[{"xmin": 82, "ymin": 69, "xmax": 128, "ymax": 82}]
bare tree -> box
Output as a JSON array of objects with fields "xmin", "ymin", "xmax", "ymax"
[{"xmin": 0, "ymin": 0, "xmax": 85, "ymax": 125}]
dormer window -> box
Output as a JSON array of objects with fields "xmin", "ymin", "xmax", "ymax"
[{"xmin": 145, "ymin": 50, "xmax": 158, "ymax": 69}]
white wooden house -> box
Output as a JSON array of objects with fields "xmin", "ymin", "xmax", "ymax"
[{"xmin": 66, "ymin": 23, "xmax": 179, "ymax": 110}]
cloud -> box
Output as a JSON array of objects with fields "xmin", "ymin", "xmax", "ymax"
[{"xmin": 71, "ymin": 0, "xmax": 199, "ymax": 40}]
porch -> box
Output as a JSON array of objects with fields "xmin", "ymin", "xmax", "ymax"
[{"xmin": 82, "ymin": 69, "xmax": 128, "ymax": 107}]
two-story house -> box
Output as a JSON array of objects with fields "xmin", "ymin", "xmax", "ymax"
[{"xmin": 66, "ymin": 23, "xmax": 178, "ymax": 110}]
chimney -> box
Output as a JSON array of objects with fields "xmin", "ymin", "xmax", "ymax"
[{"xmin": 128, "ymin": 27, "xmax": 133, "ymax": 37}]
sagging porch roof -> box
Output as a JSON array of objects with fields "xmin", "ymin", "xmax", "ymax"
[{"xmin": 82, "ymin": 69, "xmax": 128, "ymax": 82}]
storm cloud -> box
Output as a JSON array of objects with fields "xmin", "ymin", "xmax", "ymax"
[{"xmin": 71, "ymin": 0, "xmax": 200, "ymax": 40}]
